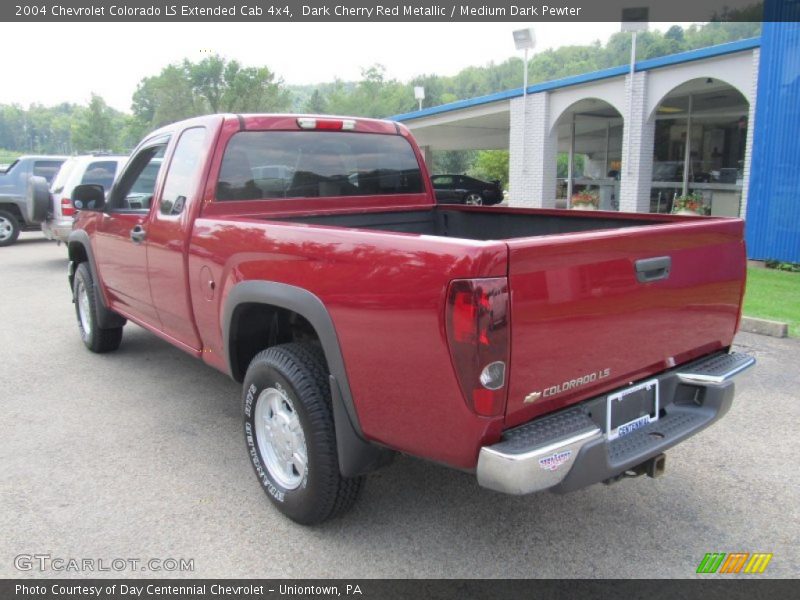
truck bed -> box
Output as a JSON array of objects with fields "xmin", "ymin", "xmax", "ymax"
[
  {"xmin": 276, "ymin": 206, "xmax": 672, "ymax": 241},
  {"xmin": 270, "ymin": 205, "xmax": 745, "ymax": 431}
]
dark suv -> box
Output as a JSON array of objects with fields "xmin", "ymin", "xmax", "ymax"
[{"xmin": 0, "ymin": 155, "xmax": 67, "ymax": 246}]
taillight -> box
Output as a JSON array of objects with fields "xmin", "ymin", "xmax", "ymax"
[
  {"xmin": 297, "ymin": 117, "xmax": 356, "ymax": 130},
  {"xmin": 61, "ymin": 197, "xmax": 75, "ymax": 217},
  {"xmin": 445, "ymin": 278, "xmax": 510, "ymax": 417}
]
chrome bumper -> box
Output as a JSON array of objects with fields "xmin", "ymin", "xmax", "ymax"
[
  {"xmin": 476, "ymin": 351, "xmax": 755, "ymax": 495},
  {"xmin": 42, "ymin": 218, "xmax": 73, "ymax": 242}
]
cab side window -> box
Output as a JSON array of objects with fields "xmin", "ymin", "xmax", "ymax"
[
  {"xmin": 159, "ymin": 127, "xmax": 207, "ymax": 216},
  {"xmin": 109, "ymin": 144, "xmax": 167, "ymax": 212}
]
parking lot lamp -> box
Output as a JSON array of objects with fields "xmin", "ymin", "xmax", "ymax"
[{"xmin": 513, "ymin": 28, "xmax": 536, "ymax": 173}]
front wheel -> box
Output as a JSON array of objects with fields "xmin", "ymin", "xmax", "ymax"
[
  {"xmin": 243, "ymin": 343, "xmax": 363, "ymax": 525},
  {"xmin": 0, "ymin": 210, "xmax": 20, "ymax": 247},
  {"xmin": 73, "ymin": 262, "xmax": 123, "ymax": 353},
  {"xmin": 464, "ymin": 192, "xmax": 483, "ymax": 206}
]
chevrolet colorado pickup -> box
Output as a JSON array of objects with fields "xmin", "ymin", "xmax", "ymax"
[{"xmin": 66, "ymin": 114, "xmax": 754, "ymax": 524}]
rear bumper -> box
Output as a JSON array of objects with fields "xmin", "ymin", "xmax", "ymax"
[
  {"xmin": 42, "ymin": 217, "xmax": 72, "ymax": 242},
  {"xmin": 476, "ymin": 352, "xmax": 754, "ymax": 495}
]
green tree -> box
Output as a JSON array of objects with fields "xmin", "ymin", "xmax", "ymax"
[
  {"xmin": 470, "ymin": 150, "xmax": 509, "ymax": 187},
  {"xmin": 326, "ymin": 64, "xmax": 411, "ymax": 118},
  {"xmin": 132, "ymin": 65, "xmax": 199, "ymax": 133},
  {"xmin": 71, "ymin": 94, "xmax": 117, "ymax": 152},
  {"xmin": 303, "ymin": 89, "xmax": 328, "ymax": 114},
  {"xmin": 131, "ymin": 55, "xmax": 290, "ymax": 132},
  {"xmin": 430, "ymin": 150, "xmax": 477, "ymax": 175}
]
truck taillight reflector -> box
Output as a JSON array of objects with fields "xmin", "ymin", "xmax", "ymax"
[
  {"xmin": 445, "ymin": 278, "xmax": 510, "ymax": 417},
  {"xmin": 297, "ymin": 118, "xmax": 356, "ymax": 131},
  {"xmin": 61, "ymin": 197, "xmax": 74, "ymax": 216}
]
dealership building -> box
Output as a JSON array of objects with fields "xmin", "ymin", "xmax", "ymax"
[{"xmin": 393, "ymin": 22, "xmax": 800, "ymax": 263}]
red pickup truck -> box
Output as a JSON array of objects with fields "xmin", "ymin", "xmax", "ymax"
[{"xmin": 65, "ymin": 114, "xmax": 754, "ymax": 524}]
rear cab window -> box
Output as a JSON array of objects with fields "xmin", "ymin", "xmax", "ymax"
[{"xmin": 215, "ymin": 131, "xmax": 423, "ymax": 201}]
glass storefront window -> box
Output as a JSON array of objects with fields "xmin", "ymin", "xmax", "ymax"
[
  {"xmin": 650, "ymin": 79, "xmax": 749, "ymax": 216},
  {"xmin": 554, "ymin": 99, "xmax": 623, "ymax": 210}
]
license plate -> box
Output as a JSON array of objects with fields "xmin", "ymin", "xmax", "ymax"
[{"xmin": 606, "ymin": 379, "xmax": 659, "ymax": 440}]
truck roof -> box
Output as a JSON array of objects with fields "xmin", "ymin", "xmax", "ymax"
[{"xmin": 145, "ymin": 113, "xmax": 404, "ymax": 139}]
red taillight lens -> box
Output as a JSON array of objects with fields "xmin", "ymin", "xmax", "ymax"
[
  {"xmin": 61, "ymin": 197, "xmax": 75, "ymax": 217},
  {"xmin": 445, "ymin": 278, "xmax": 510, "ymax": 417},
  {"xmin": 296, "ymin": 118, "xmax": 356, "ymax": 130},
  {"xmin": 315, "ymin": 119, "xmax": 345, "ymax": 130}
]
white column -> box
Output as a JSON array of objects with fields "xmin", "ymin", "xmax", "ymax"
[
  {"xmin": 508, "ymin": 92, "xmax": 557, "ymax": 208},
  {"xmin": 420, "ymin": 145, "xmax": 433, "ymax": 168},
  {"xmin": 619, "ymin": 71, "xmax": 653, "ymax": 213},
  {"xmin": 740, "ymin": 48, "xmax": 759, "ymax": 218}
]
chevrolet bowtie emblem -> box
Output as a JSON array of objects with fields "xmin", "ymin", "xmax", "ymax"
[{"xmin": 524, "ymin": 391, "xmax": 542, "ymax": 404}]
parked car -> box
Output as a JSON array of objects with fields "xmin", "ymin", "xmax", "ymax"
[
  {"xmin": 42, "ymin": 154, "xmax": 128, "ymax": 243},
  {"xmin": 431, "ymin": 174, "xmax": 504, "ymax": 205},
  {"xmin": 0, "ymin": 155, "xmax": 67, "ymax": 246},
  {"xmin": 66, "ymin": 114, "xmax": 753, "ymax": 525}
]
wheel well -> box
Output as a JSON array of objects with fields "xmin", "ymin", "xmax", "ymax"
[
  {"xmin": 67, "ymin": 242, "xmax": 88, "ymax": 288},
  {"xmin": 229, "ymin": 303, "xmax": 321, "ymax": 382},
  {"xmin": 68, "ymin": 242, "xmax": 88, "ymax": 264},
  {"xmin": 0, "ymin": 203, "xmax": 24, "ymax": 221}
]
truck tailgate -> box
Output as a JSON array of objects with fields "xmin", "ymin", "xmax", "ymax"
[{"xmin": 504, "ymin": 218, "xmax": 746, "ymax": 428}]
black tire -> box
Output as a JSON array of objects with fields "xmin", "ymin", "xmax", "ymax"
[
  {"xmin": 243, "ymin": 343, "xmax": 363, "ymax": 525},
  {"xmin": 73, "ymin": 262, "xmax": 123, "ymax": 353},
  {"xmin": 0, "ymin": 209, "xmax": 20, "ymax": 247},
  {"xmin": 26, "ymin": 175, "xmax": 51, "ymax": 224}
]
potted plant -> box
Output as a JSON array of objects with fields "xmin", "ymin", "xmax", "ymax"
[
  {"xmin": 571, "ymin": 189, "xmax": 600, "ymax": 210},
  {"xmin": 672, "ymin": 192, "xmax": 710, "ymax": 216}
]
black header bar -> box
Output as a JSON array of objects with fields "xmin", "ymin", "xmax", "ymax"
[
  {"xmin": 2, "ymin": 579, "xmax": 798, "ymax": 600},
  {"xmin": 2, "ymin": 0, "xmax": 793, "ymax": 23}
]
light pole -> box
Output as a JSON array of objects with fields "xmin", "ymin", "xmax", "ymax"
[
  {"xmin": 414, "ymin": 86, "xmax": 425, "ymax": 111},
  {"xmin": 621, "ymin": 9, "xmax": 648, "ymax": 179},
  {"xmin": 513, "ymin": 28, "xmax": 536, "ymax": 173}
]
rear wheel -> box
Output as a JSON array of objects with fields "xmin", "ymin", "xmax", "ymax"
[
  {"xmin": 0, "ymin": 210, "xmax": 20, "ymax": 247},
  {"xmin": 73, "ymin": 262, "xmax": 123, "ymax": 353},
  {"xmin": 243, "ymin": 343, "xmax": 363, "ymax": 525},
  {"xmin": 464, "ymin": 192, "xmax": 483, "ymax": 206}
]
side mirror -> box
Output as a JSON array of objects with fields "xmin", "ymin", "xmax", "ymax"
[{"xmin": 72, "ymin": 184, "xmax": 106, "ymax": 212}]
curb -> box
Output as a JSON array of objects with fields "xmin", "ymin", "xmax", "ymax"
[{"xmin": 740, "ymin": 316, "xmax": 789, "ymax": 338}]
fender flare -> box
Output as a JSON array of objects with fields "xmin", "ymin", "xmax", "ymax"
[
  {"xmin": 67, "ymin": 230, "xmax": 127, "ymax": 330},
  {"xmin": 223, "ymin": 281, "xmax": 393, "ymax": 477}
]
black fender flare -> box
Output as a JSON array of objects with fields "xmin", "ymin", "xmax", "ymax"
[
  {"xmin": 67, "ymin": 230, "xmax": 127, "ymax": 330},
  {"xmin": 223, "ymin": 281, "xmax": 393, "ymax": 477}
]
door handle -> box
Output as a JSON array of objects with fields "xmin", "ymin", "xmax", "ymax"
[
  {"xmin": 635, "ymin": 256, "xmax": 671, "ymax": 283},
  {"xmin": 130, "ymin": 225, "xmax": 147, "ymax": 244}
]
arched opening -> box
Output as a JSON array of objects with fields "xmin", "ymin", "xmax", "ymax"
[
  {"xmin": 650, "ymin": 78, "xmax": 749, "ymax": 215},
  {"xmin": 553, "ymin": 98, "xmax": 623, "ymax": 210}
]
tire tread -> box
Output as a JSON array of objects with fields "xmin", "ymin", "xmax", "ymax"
[
  {"xmin": 246, "ymin": 343, "xmax": 363, "ymax": 524},
  {"xmin": 74, "ymin": 262, "xmax": 123, "ymax": 353}
]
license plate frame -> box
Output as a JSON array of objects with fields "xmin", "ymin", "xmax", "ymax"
[{"xmin": 606, "ymin": 379, "xmax": 659, "ymax": 441}]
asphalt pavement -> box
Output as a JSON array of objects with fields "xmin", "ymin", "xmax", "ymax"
[{"xmin": 2, "ymin": 232, "xmax": 798, "ymax": 578}]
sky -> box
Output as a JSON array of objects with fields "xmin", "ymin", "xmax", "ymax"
[{"xmin": 0, "ymin": 22, "xmax": 687, "ymax": 113}]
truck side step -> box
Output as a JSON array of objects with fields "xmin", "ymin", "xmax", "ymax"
[{"xmin": 676, "ymin": 352, "xmax": 755, "ymax": 386}]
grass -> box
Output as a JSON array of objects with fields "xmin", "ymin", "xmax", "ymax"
[{"xmin": 743, "ymin": 267, "xmax": 800, "ymax": 336}]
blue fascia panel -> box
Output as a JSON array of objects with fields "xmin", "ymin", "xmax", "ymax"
[{"xmin": 391, "ymin": 37, "xmax": 761, "ymax": 123}]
